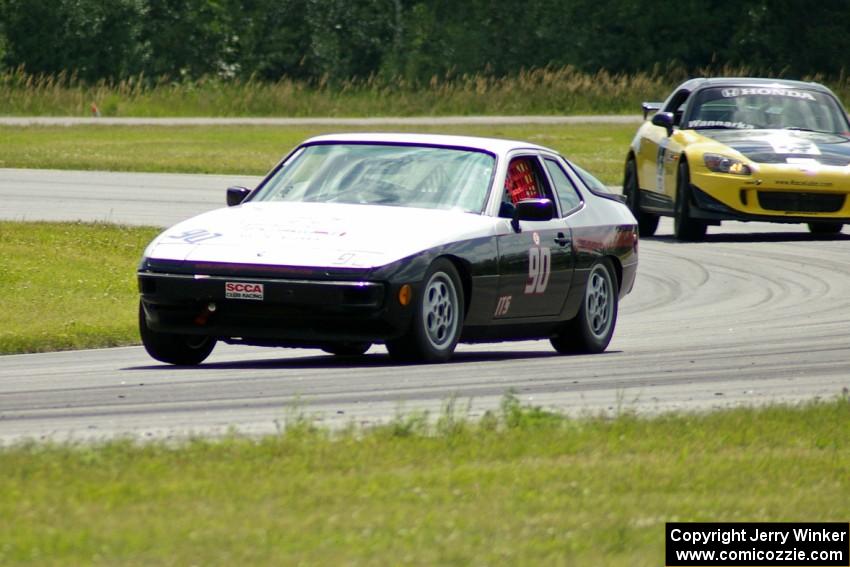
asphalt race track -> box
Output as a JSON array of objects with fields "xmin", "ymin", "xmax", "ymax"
[
  {"xmin": 1, "ymin": 169, "xmax": 848, "ymax": 443},
  {"xmin": 0, "ymin": 168, "xmax": 262, "ymax": 227}
]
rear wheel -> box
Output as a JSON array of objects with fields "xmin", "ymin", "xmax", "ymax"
[
  {"xmin": 321, "ymin": 342, "xmax": 371, "ymax": 356},
  {"xmin": 139, "ymin": 301, "xmax": 216, "ymax": 365},
  {"xmin": 674, "ymin": 160, "xmax": 707, "ymax": 242},
  {"xmin": 623, "ymin": 158, "xmax": 659, "ymax": 236},
  {"xmin": 386, "ymin": 259, "xmax": 464, "ymax": 363},
  {"xmin": 550, "ymin": 259, "xmax": 618, "ymax": 354},
  {"xmin": 807, "ymin": 222, "xmax": 843, "ymax": 235}
]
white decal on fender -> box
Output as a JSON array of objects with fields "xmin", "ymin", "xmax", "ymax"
[
  {"xmin": 655, "ymin": 137, "xmax": 670, "ymax": 191},
  {"xmin": 494, "ymin": 295, "xmax": 512, "ymax": 316},
  {"xmin": 168, "ymin": 228, "xmax": 222, "ymax": 243}
]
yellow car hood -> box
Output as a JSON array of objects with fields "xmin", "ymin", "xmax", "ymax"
[{"xmin": 697, "ymin": 129, "xmax": 850, "ymax": 166}]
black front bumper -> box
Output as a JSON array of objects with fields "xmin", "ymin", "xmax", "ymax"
[
  {"xmin": 689, "ymin": 185, "xmax": 850, "ymax": 225},
  {"xmin": 138, "ymin": 271, "xmax": 413, "ymax": 347}
]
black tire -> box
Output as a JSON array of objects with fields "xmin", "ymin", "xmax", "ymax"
[
  {"xmin": 139, "ymin": 301, "xmax": 215, "ymax": 365},
  {"xmin": 321, "ymin": 342, "xmax": 371, "ymax": 356},
  {"xmin": 386, "ymin": 259, "xmax": 464, "ymax": 363},
  {"xmin": 623, "ymin": 158, "xmax": 659, "ymax": 237},
  {"xmin": 550, "ymin": 259, "xmax": 618, "ymax": 354},
  {"xmin": 807, "ymin": 222, "xmax": 844, "ymax": 235},
  {"xmin": 673, "ymin": 160, "xmax": 707, "ymax": 242}
]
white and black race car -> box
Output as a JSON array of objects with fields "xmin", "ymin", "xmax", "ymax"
[{"xmin": 138, "ymin": 133, "xmax": 638, "ymax": 364}]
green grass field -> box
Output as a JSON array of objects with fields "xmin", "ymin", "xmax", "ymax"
[
  {"xmin": 0, "ymin": 66, "xmax": 670, "ymax": 117},
  {"xmin": 4, "ymin": 66, "xmax": 850, "ymax": 119},
  {"xmin": 0, "ymin": 222, "xmax": 159, "ymax": 354},
  {"xmin": 0, "ymin": 122, "xmax": 635, "ymax": 185},
  {"xmin": 1, "ymin": 396, "xmax": 848, "ymax": 566}
]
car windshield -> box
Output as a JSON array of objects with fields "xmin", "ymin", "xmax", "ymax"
[
  {"xmin": 569, "ymin": 161, "xmax": 610, "ymax": 194},
  {"xmin": 252, "ymin": 143, "xmax": 496, "ymax": 213},
  {"xmin": 686, "ymin": 86, "xmax": 850, "ymax": 133}
]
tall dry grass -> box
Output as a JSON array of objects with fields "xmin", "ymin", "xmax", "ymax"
[{"xmin": 2, "ymin": 64, "xmax": 850, "ymax": 117}]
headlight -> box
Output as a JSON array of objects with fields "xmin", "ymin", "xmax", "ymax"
[{"xmin": 704, "ymin": 153, "xmax": 752, "ymax": 175}]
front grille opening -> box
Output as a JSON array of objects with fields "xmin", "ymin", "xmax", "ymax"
[
  {"xmin": 139, "ymin": 278, "xmax": 157, "ymax": 294},
  {"xmin": 757, "ymin": 191, "xmax": 845, "ymax": 213},
  {"xmin": 343, "ymin": 285, "xmax": 382, "ymax": 305}
]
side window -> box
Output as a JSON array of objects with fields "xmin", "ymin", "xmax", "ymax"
[
  {"xmin": 664, "ymin": 89, "xmax": 691, "ymax": 127},
  {"xmin": 504, "ymin": 156, "xmax": 552, "ymax": 205},
  {"xmin": 544, "ymin": 158, "xmax": 582, "ymax": 215}
]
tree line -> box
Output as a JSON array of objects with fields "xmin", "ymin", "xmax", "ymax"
[{"xmin": 0, "ymin": 0, "xmax": 847, "ymax": 84}]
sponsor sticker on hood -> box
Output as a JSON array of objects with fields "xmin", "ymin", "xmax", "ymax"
[{"xmin": 768, "ymin": 136, "xmax": 821, "ymax": 156}]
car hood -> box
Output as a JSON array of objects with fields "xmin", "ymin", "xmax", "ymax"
[
  {"xmin": 143, "ymin": 202, "xmax": 498, "ymax": 269},
  {"xmin": 701, "ymin": 129, "xmax": 850, "ymax": 166}
]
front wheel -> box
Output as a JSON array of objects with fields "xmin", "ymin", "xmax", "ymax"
[
  {"xmin": 386, "ymin": 259, "xmax": 464, "ymax": 363},
  {"xmin": 623, "ymin": 158, "xmax": 659, "ymax": 236},
  {"xmin": 550, "ymin": 259, "xmax": 619, "ymax": 354},
  {"xmin": 807, "ymin": 222, "xmax": 843, "ymax": 235},
  {"xmin": 139, "ymin": 301, "xmax": 216, "ymax": 365},
  {"xmin": 674, "ymin": 160, "xmax": 707, "ymax": 242}
]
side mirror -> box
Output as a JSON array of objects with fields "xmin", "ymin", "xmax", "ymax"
[
  {"xmin": 511, "ymin": 198, "xmax": 554, "ymax": 232},
  {"xmin": 226, "ymin": 186, "xmax": 251, "ymax": 207},
  {"xmin": 651, "ymin": 112, "xmax": 675, "ymax": 136}
]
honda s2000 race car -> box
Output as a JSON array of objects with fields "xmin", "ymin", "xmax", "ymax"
[
  {"xmin": 624, "ymin": 77, "xmax": 850, "ymax": 240},
  {"xmin": 138, "ymin": 134, "xmax": 638, "ymax": 364}
]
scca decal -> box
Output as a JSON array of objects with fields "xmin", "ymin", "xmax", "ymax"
[{"xmin": 225, "ymin": 282, "xmax": 264, "ymax": 300}]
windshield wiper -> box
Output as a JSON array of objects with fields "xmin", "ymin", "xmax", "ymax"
[
  {"xmin": 692, "ymin": 125, "xmax": 739, "ymax": 130},
  {"xmin": 781, "ymin": 126, "xmax": 835, "ymax": 134}
]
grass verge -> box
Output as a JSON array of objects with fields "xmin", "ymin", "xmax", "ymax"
[
  {"xmin": 1, "ymin": 395, "xmax": 848, "ymax": 566},
  {"xmin": 0, "ymin": 222, "xmax": 159, "ymax": 354},
  {"xmin": 0, "ymin": 122, "xmax": 635, "ymax": 185},
  {"xmin": 0, "ymin": 66, "xmax": 674, "ymax": 117},
  {"xmin": 4, "ymin": 66, "xmax": 850, "ymax": 118}
]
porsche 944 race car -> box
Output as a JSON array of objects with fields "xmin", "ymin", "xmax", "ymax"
[
  {"xmin": 624, "ymin": 77, "xmax": 850, "ymax": 240},
  {"xmin": 138, "ymin": 133, "xmax": 638, "ymax": 364}
]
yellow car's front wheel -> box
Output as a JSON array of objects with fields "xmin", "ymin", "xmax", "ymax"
[{"xmin": 674, "ymin": 160, "xmax": 708, "ymax": 242}]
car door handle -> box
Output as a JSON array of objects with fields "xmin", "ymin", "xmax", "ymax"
[{"xmin": 554, "ymin": 232, "xmax": 570, "ymax": 247}]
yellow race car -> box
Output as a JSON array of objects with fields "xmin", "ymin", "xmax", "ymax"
[{"xmin": 624, "ymin": 77, "xmax": 850, "ymax": 240}]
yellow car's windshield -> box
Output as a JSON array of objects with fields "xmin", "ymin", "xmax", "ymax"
[{"xmin": 686, "ymin": 86, "xmax": 850, "ymax": 134}]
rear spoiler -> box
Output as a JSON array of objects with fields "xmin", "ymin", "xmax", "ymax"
[{"xmin": 641, "ymin": 102, "xmax": 662, "ymax": 119}]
